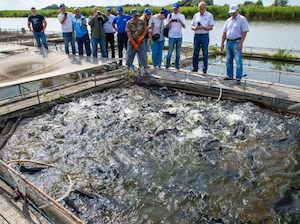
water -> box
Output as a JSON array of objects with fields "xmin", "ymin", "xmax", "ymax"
[
  {"xmin": 1, "ymin": 86, "xmax": 300, "ymax": 223},
  {"xmin": 1, "ymin": 18, "xmax": 300, "ymax": 51}
]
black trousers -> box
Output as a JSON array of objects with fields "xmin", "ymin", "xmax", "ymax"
[
  {"xmin": 117, "ymin": 33, "xmax": 128, "ymax": 65},
  {"xmin": 105, "ymin": 32, "xmax": 115, "ymax": 58}
]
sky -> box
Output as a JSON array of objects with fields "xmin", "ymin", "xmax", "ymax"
[{"xmin": 0, "ymin": 0, "xmax": 299, "ymax": 10}]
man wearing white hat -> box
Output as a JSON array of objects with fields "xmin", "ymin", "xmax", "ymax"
[{"xmin": 220, "ymin": 4, "xmax": 249, "ymax": 84}]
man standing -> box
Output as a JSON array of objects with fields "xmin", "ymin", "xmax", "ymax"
[
  {"xmin": 112, "ymin": 6, "xmax": 132, "ymax": 65},
  {"xmin": 27, "ymin": 7, "xmax": 48, "ymax": 50},
  {"xmin": 58, "ymin": 3, "xmax": 76, "ymax": 54},
  {"xmin": 165, "ymin": 2, "xmax": 186, "ymax": 70},
  {"xmin": 72, "ymin": 7, "xmax": 91, "ymax": 56},
  {"xmin": 221, "ymin": 4, "xmax": 249, "ymax": 84},
  {"xmin": 191, "ymin": 2, "xmax": 214, "ymax": 75},
  {"xmin": 126, "ymin": 9, "xmax": 148, "ymax": 75},
  {"xmin": 103, "ymin": 6, "xmax": 116, "ymax": 58},
  {"xmin": 88, "ymin": 7, "xmax": 109, "ymax": 58}
]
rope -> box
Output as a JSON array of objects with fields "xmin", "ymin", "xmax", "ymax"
[
  {"xmin": 209, "ymin": 78, "xmax": 222, "ymax": 103},
  {"xmin": 6, "ymin": 159, "xmax": 73, "ymax": 208}
]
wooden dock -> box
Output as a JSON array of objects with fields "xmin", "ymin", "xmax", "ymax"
[{"xmin": 0, "ymin": 43, "xmax": 299, "ymax": 118}]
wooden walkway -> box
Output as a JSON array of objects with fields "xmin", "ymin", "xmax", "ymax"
[
  {"xmin": 0, "ymin": 179, "xmax": 51, "ymax": 224},
  {"xmin": 0, "ymin": 43, "xmax": 299, "ymax": 117}
]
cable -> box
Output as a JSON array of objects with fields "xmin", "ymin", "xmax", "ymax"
[
  {"xmin": 209, "ymin": 78, "xmax": 222, "ymax": 103},
  {"xmin": 6, "ymin": 159, "xmax": 73, "ymax": 208}
]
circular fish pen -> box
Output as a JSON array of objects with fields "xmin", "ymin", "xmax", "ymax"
[{"xmin": 1, "ymin": 84, "xmax": 299, "ymax": 223}]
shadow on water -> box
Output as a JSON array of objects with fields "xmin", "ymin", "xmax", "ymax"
[{"xmin": 1, "ymin": 86, "xmax": 300, "ymax": 223}]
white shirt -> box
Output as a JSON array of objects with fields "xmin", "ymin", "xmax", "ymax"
[
  {"xmin": 222, "ymin": 14, "xmax": 249, "ymax": 40},
  {"xmin": 191, "ymin": 11, "xmax": 214, "ymax": 34},
  {"xmin": 58, "ymin": 12, "xmax": 73, "ymax": 33},
  {"xmin": 103, "ymin": 14, "xmax": 116, "ymax": 33},
  {"xmin": 168, "ymin": 12, "xmax": 186, "ymax": 38},
  {"xmin": 149, "ymin": 15, "xmax": 165, "ymax": 41}
]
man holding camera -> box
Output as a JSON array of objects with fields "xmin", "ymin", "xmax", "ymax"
[
  {"xmin": 72, "ymin": 7, "xmax": 91, "ymax": 56},
  {"xmin": 88, "ymin": 7, "xmax": 109, "ymax": 58},
  {"xmin": 191, "ymin": 1, "xmax": 214, "ymax": 75},
  {"xmin": 58, "ymin": 3, "xmax": 76, "ymax": 55},
  {"xmin": 165, "ymin": 2, "xmax": 186, "ymax": 71}
]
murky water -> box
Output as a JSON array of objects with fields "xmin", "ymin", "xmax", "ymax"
[{"xmin": 1, "ymin": 85, "xmax": 300, "ymax": 223}]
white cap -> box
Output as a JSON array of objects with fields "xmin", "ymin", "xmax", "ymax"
[{"xmin": 229, "ymin": 4, "xmax": 238, "ymax": 13}]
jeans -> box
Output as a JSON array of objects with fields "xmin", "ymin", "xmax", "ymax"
[
  {"xmin": 117, "ymin": 33, "xmax": 128, "ymax": 65},
  {"xmin": 105, "ymin": 33, "xmax": 115, "ymax": 58},
  {"xmin": 76, "ymin": 33, "xmax": 91, "ymax": 56},
  {"xmin": 192, "ymin": 33, "xmax": 209, "ymax": 72},
  {"xmin": 166, "ymin": 37, "xmax": 182, "ymax": 69},
  {"xmin": 126, "ymin": 40, "xmax": 147, "ymax": 67},
  {"xmin": 62, "ymin": 32, "xmax": 76, "ymax": 54},
  {"xmin": 91, "ymin": 37, "xmax": 107, "ymax": 57},
  {"xmin": 150, "ymin": 40, "xmax": 165, "ymax": 67},
  {"xmin": 226, "ymin": 40, "xmax": 243, "ymax": 79},
  {"xmin": 138, "ymin": 38, "xmax": 149, "ymax": 66},
  {"xmin": 33, "ymin": 32, "xmax": 48, "ymax": 49}
]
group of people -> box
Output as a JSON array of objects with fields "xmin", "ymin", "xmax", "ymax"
[{"xmin": 27, "ymin": 2, "xmax": 249, "ymax": 81}]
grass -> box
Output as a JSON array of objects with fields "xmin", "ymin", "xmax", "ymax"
[
  {"xmin": 1, "ymin": 5, "xmax": 300, "ymax": 21},
  {"xmin": 261, "ymin": 48, "xmax": 297, "ymax": 61}
]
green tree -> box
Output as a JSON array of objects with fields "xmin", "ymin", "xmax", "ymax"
[
  {"xmin": 178, "ymin": 0, "xmax": 213, "ymax": 7},
  {"xmin": 42, "ymin": 4, "xmax": 59, "ymax": 10},
  {"xmin": 255, "ymin": 0, "xmax": 263, "ymax": 6},
  {"xmin": 272, "ymin": 0, "xmax": 288, "ymax": 6},
  {"xmin": 243, "ymin": 1, "xmax": 255, "ymax": 5}
]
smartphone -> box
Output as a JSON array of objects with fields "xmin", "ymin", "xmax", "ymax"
[
  {"xmin": 172, "ymin": 19, "xmax": 177, "ymax": 22},
  {"xmin": 198, "ymin": 22, "xmax": 201, "ymax": 26},
  {"xmin": 64, "ymin": 12, "xmax": 67, "ymax": 16}
]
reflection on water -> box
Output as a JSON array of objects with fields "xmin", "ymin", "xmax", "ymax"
[
  {"xmin": 206, "ymin": 55, "xmax": 300, "ymax": 86},
  {"xmin": 2, "ymin": 86, "xmax": 300, "ymax": 223}
]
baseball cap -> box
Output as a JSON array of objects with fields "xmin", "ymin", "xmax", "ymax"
[
  {"xmin": 229, "ymin": 4, "xmax": 238, "ymax": 13},
  {"xmin": 106, "ymin": 6, "xmax": 112, "ymax": 11},
  {"xmin": 60, "ymin": 3, "xmax": 66, "ymax": 7},
  {"xmin": 161, "ymin": 8, "xmax": 169, "ymax": 18},
  {"xmin": 131, "ymin": 9, "xmax": 140, "ymax": 16},
  {"xmin": 172, "ymin": 2, "xmax": 180, "ymax": 9},
  {"xmin": 144, "ymin": 8, "xmax": 152, "ymax": 15},
  {"xmin": 117, "ymin": 6, "xmax": 123, "ymax": 13}
]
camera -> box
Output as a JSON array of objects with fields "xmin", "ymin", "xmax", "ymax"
[{"xmin": 172, "ymin": 19, "xmax": 177, "ymax": 22}]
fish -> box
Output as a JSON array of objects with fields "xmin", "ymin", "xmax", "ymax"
[
  {"xmin": 63, "ymin": 197, "xmax": 82, "ymax": 214},
  {"xmin": 19, "ymin": 165, "xmax": 46, "ymax": 175},
  {"xmin": 274, "ymin": 186, "xmax": 299, "ymax": 209},
  {"xmin": 162, "ymin": 111, "xmax": 177, "ymax": 117},
  {"xmin": 287, "ymin": 102, "xmax": 300, "ymax": 111},
  {"xmin": 73, "ymin": 187, "xmax": 96, "ymax": 199},
  {"xmin": 155, "ymin": 128, "xmax": 179, "ymax": 136},
  {"xmin": 80, "ymin": 123, "xmax": 87, "ymax": 135}
]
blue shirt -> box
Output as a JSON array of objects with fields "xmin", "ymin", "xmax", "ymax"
[
  {"xmin": 222, "ymin": 14, "xmax": 249, "ymax": 40},
  {"xmin": 113, "ymin": 14, "xmax": 132, "ymax": 34},
  {"xmin": 72, "ymin": 14, "xmax": 88, "ymax": 38}
]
